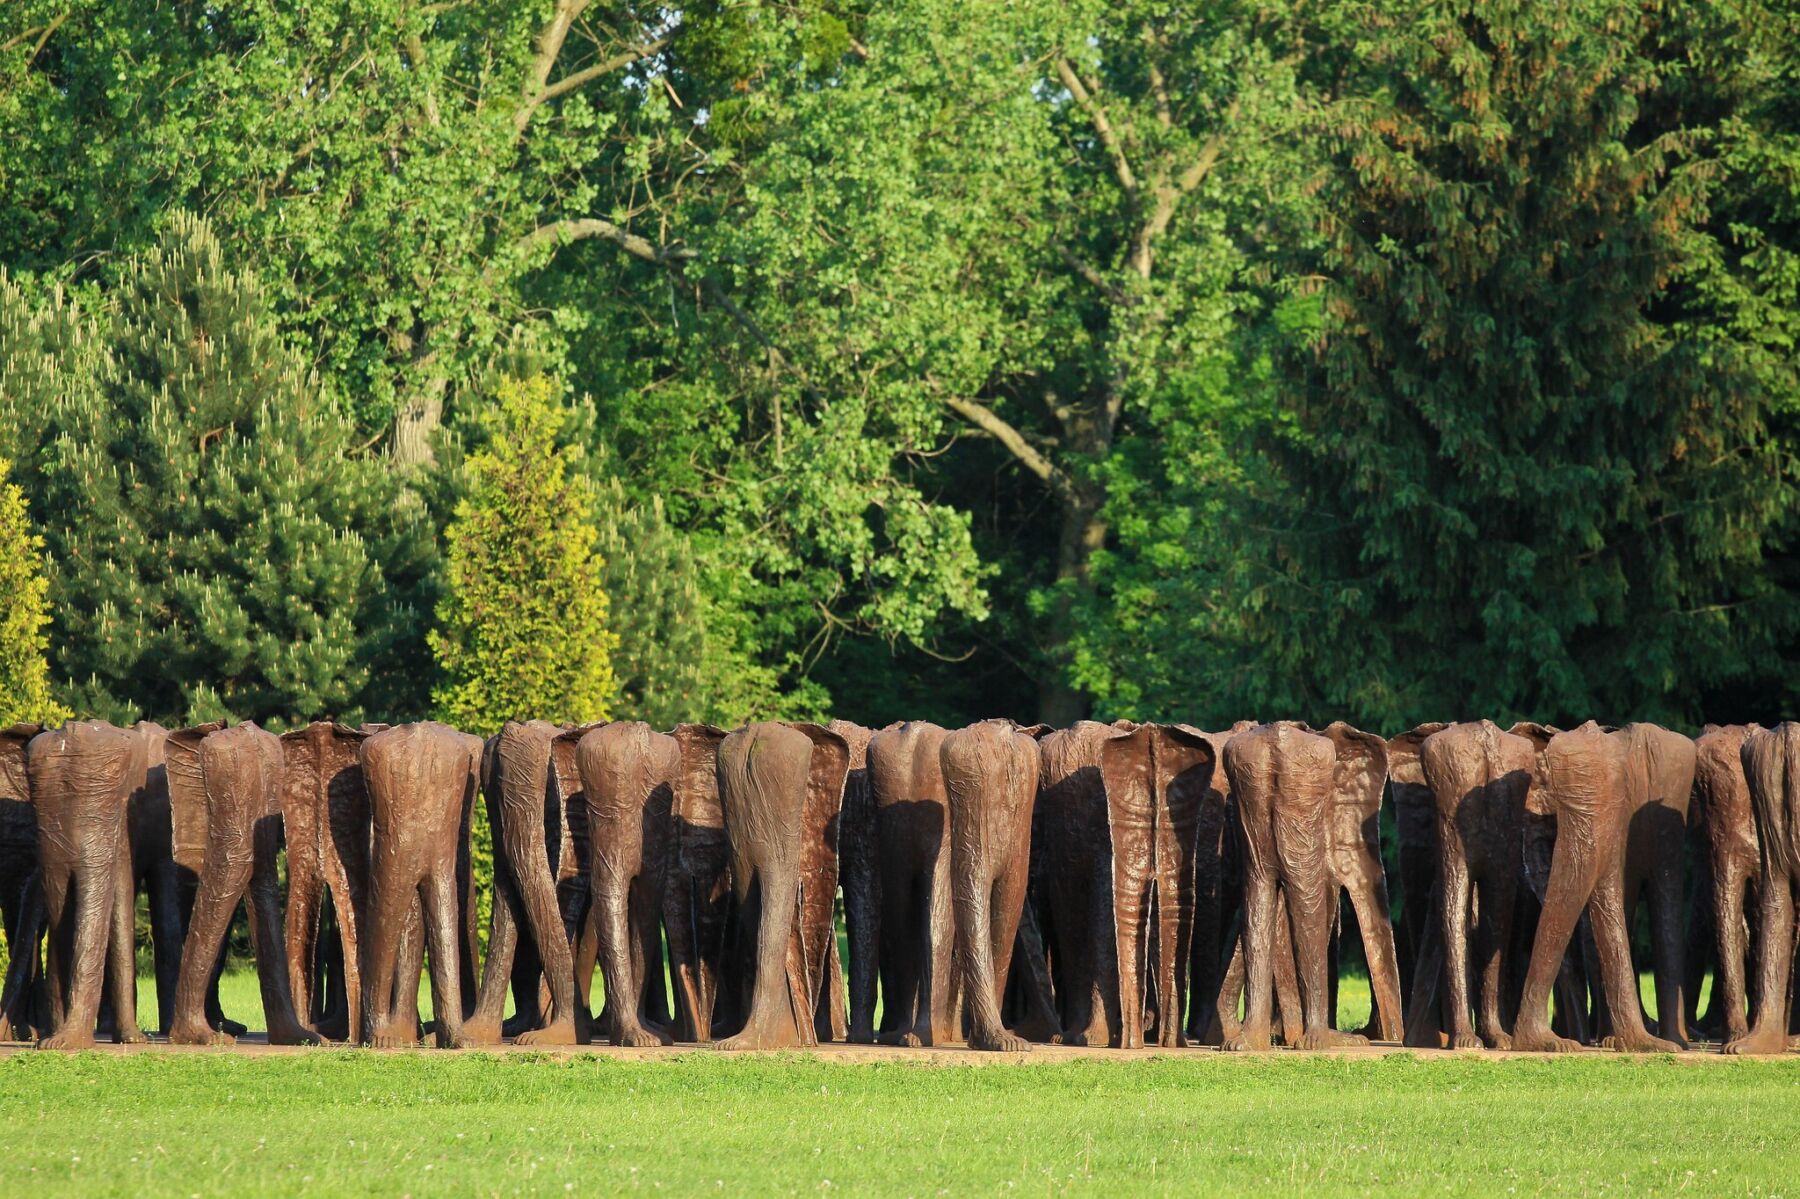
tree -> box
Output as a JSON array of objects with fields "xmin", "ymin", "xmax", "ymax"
[
  {"xmin": 429, "ymin": 375, "xmax": 617, "ymax": 732},
  {"xmin": 1234, "ymin": 0, "xmax": 1797, "ymax": 729},
  {"xmin": 594, "ymin": 475, "xmax": 781, "ymax": 727},
  {"xmin": 0, "ymin": 459, "xmax": 69, "ymax": 726},
  {"xmin": 22, "ymin": 212, "xmax": 435, "ymax": 727}
]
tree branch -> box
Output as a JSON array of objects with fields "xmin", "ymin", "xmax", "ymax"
[
  {"xmin": 943, "ymin": 396, "xmax": 1072, "ymax": 499},
  {"xmin": 513, "ymin": 0, "xmax": 590, "ymax": 134},
  {"xmin": 1055, "ymin": 56, "xmax": 1137, "ymax": 195},
  {"xmin": 516, "ymin": 217, "xmax": 696, "ymax": 266},
  {"xmin": 531, "ymin": 38, "xmax": 668, "ymax": 111}
]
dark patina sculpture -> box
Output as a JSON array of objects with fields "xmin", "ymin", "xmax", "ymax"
[
  {"xmin": 1319, "ymin": 722, "xmax": 1404, "ymax": 1043},
  {"xmin": 165, "ymin": 721, "xmax": 315, "ymax": 1046},
  {"xmin": 29, "ymin": 720, "xmax": 142, "ymax": 1049},
  {"xmin": 1099, "ymin": 722, "xmax": 1216, "ymax": 1048},
  {"xmin": 466, "ymin": 720, "xmax": 584, "ymax": 1046},
  {"xmin": 1221, "ymin": 722, "xmax": 1363, "ymax": 1052},
  {"xmin": 664, "ymin": 723, "xmax": 730, "ymax": 1041},
  {"xmin": 941, "ymin": 719, "xmax": 1041, "ymax": 1052},
  {"xmin": 1617, "ymin": 722, "xmax": 1697, "ymax": 1047},
  {"xmin": 359, "ymin": 721, "xmax": 482, "ymax": 1049},
  {"xmin": 832, "ymin": 720, "xmax": 881, "ymax": 1044},
  {"xmin": 1726, "ymin": 722, "xmax": 1800, "ymax": 1055},
  {"xmin": 1033, "ymin": 721, "xmax": 1115, "ymax": 1047},
  {"xmin": 866, "ymin": 720, "xmax": 958, "ymax": 1046},
  {"xmin": 1511, "ymin": 722, "xmax": 1681, "ymax": 1053},
  {"xmin": 578, "ymin": 720, "xmax": 678, "ymax": 1047},
  {"xmin": 0, "ymin": 722, "xmax": 42, "ymax": 1041},
  {"xmin": 711, "ymin": 721, "xmax": 849, "ymax": 1050},
  {"xmin": 1417, "ymin": 721, "xmax": 1533, "ymax": 1049},
  {"xmin": 1692, "ymin": 724, "xmax": 1759, "ymax": 1043},
  {"xmin": 280, "ymin": 721, "xmax": 378, "ymax": 1043}
]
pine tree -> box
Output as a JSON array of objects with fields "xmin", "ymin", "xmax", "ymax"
[
  {"xmin": 28, "ymin": 212, "xmax": 435, "ymax": 726},
  {"xmin": 0, "ymin": 459, "xmax": 69, "ymax": 726},
  {"xmin": 429, "ymin": 375, "xmax": 616, "ymax": 732}
]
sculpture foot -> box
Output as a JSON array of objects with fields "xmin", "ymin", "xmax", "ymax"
[
  {"xmin": 501, "ymin": 1011, "xmax": 540, "ymax": 1039},
  {"xmin": 169, "ymin": 1020, "xmax": 234, "ymax": 1047},
  {"xmin": 267, "ymin": 1022, "xmax": 323, "ymax": 1047},
  {"xmin": 459, "ymin": 1015, "xmax": 503, "ymax": 1046},
  {"xmin": 1511, "ymin": 1025, "xmax": 1582, "ymax": 1053},
  {"xmin": 36, "ymin": 1029, "xmax": 96, "ymax": 1051},
  {"xmin": 0, "ymin": 1017, "xmax": 16, "ymax": 1043},
  {"xmin": 1221, "ymin": 1024, "xmax": 1272, "ymax": 1053},
  {"xmin": 879, "ymin": 1030, "xmax": 924, "ymax": 1048},
  {"xmin": 1724, "ymin": 1028, "xmax": 1789, "ymax": 1056},
  {"xmin": 1599, "ymin": 1032, "xmax": 1680, "ymax": 1054},
  {"xmin": 1481, "ymin": 1029, "xmax": 1513, "ymax": 1051},
  {"xmin": 368, "ymin": 1027, "xmax": 420, "ymax": 1049},
  {"xmin": 711, "ymin": 1026, "xmax": 800, "ymax": 1052},
  {"xmin": 515, "ymin": 1018, "xmax": 578, "ymax": 1047},
  {"xmin": 847, "ymin": 1028, "xmax": 876, "ymax": 1045},
  {"xmin": 1722, "ymin": 1021, "xmax": 1749, "ymax": 1045},
  {"xmin": 968, "ymin": 1027, "xmax": 1030, "ymax": 1053},
  {"xmin": 1450, "ymin": 1031, "xmax": 1484, "ymax": 1051},
  {"xmin": 611, "ymin": 1024, "xmax": 672, "ymax": 1049},
  {"xmin": 218, "ymin": 1017, "xmax": 247, "ymax": 1037},
  {"xmin": 114, "ymin": 1023, "xmax": 149, "ymax": 1045},
  {"xmin": 1297, "ymin": 1028, "xmax": 1367, "ymax": 1051}
]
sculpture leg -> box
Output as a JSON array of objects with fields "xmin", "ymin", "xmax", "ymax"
[
  {"xmin": 1647, "ymin": 851, "xmax": 1690, "ymax": 1047},
  {"xmin": 1591, "ymin": 867, "xmax": 1679, "ymax": 1052},
  {"xmin": 167, "ymin": 856, "xmax": 251, "ymax": 1046},
  {"xmin": 147, "ymin": 862, "xmax": 184, "ymax": 1038},
  {"xmin": 422, "ymin": 871, "xmax": 469, "ymax": 1049},
  {"xmin": 1726, "ymin": 872, "xmax": 1794, "ymax": 1055},
  {"xmin": 714, "ymin": 866, "xmax": 806, "ymax": 1051},
  {"xmin": 1714, "ymin": 859, "xmax": 1753, "ymax": 1042},
  {"xmin": 1473, "ymin": 868, "xmax": 1518, "ymax": 1050}
]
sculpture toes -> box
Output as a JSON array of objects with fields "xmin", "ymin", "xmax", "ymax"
[
  {"xmin": 459, "ymin": 1018, "xmax": 502, "ymax": 1046},
  {"xmin": 515, "ymin": 1021, "xmax": 578, "ymax": 1047},
  {"xmin": 970, "ymin": 1029, "xmax": 1030, "ymax": 1053},
  {"xmin": 895, "ymin": 1032, "xmax": 923, "ymax": 1049},
  {"xmin": 219, "ymin": 1018, "xmax": 248, "ymax": 1037},
  {"xmin": 1450, "ymin": 1032, "xmax": 1484, "ymax": 1051},
  {"xmin": 1483, "ymin": 1032, "xmax": 1513, "ymax": 1051},
  {"xmin": 115, "ymin": 1026, "xmax": 149, "ymax": 1045},
  {"xmin": 1724, "ymin": 1032, "xmax": 1787, "ymax": 1056},
  {"xmin": 1297, "ymin": 1029, "xmax": 1367, "ymax": 1051},
  {"xmin": 36, "ymin": 1032, "xmax": 95, "ymax": 1051},
  {"xmin": 613, "ymin": 1027, "xmax": 670, "ymax": 1049}
]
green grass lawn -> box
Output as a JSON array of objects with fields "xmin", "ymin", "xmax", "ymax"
[{"xmin": 1, "ymin": 1050, "xmax": 1795, "ymax": 1195}]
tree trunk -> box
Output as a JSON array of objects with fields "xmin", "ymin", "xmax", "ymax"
[
  {"xmin": 1037, "ymin": 489, "xmax": 1106, "ymax": 726},
  {"xmin": 391, "ymin": 389, "xmax": 444, "ymax": 469}
]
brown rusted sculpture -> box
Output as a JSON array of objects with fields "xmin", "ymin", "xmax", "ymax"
[
  {"xmin": 466, "ymin": 720, "xmax": 584, "ymax": 1046},
  {"xmin": 1387, "ymin": 723, "xmax": 1449, "ymax": 1011},
  {"xmin": 550, "ymin": 728, "xmax": 601, "ymax": 1037},
  {"xmin": 1317, "ymin": 722, "xmax": 1403, "ymax": 1043},
  {"xmin": 280, "ymin": 721, "xmax": 378, "ymax": 1042},
  {"xmin": 1511, "ymin": 722, "xmax": 1680, "ymax": 1053},
  {"xmin": 1033, "ymin": 721, "xmax": 1115, "ymax": 1047},
  {"xmin": 1099, "ymin": 722, "xmax": 1216, "ymax": 1048},
  {"xmin": 1184, "ymin": 721, "xmax": 1256, "ymax": 1044},
  {"xmin": 664, "ymin": 723, "xmax": 730, "ymax": 1041},
  {"xmin": 1692, "ymin": 724, "xmax": 1760, "ymax": 1043},
  {"xmin": 1416, "ymin": 721, "xmax": 1533, "ymax": 1049},
  {"xmin": 941, "ymin": 719, "xmax": 1040, "ymax": 1052},
  {"xmin": 29, "ymin": 720, "xmax": 142, "ymax": 1049},
  {"xmin": 1507, "ymin": 720, "xmax": 1595, "ymax": 1045},
  {"xmin": 831, "ymin": 720, "xmax": 880, "ymax": 1044},
  {"xmin": 113, "ymin": 721, "xmax": 185, "ymax": 1038},
  {"xmin": 1221, "ymin": 722, "xmax": 1363, "ymax": 1051},
  {"xmin": 578, "ymin": 720, "xmax": 678, "ymax": 1046},
  {"xmin": 359, "ymin": 721, "xmax": 481, "ymax": 1048},
  {"xmin": 0, "ymin": 723, "xmax": 45, "ymax": 1041},
  {"xmin": 1726, "ymin": 722, "xmax": 1800, "ymax": 1055},
  {"xmin": 866, "ymin": 720, "xmax": 958, "ymax": 1046},
  {"xmin": 1617, "ymin": 723, "xmax": 1697, "ymax": 1047},
  {"xmin": 164, "ymin": 722, "xmax": 315, "ymax": 1046},
  {"xmin": 711, "ymin": 721, "xmax": 849, "ymax": 1050}
]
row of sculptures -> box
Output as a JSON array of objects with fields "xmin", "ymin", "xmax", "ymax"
[{"xmin": 0, "ymin": 716, "xmax": 1795, "ymax": 1054}]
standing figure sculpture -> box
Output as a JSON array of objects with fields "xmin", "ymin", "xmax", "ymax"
[
  {"xmin": 579, "ymin": 720, "xmax": 678, "ymax": 1047},
  {"xmin": 164, "ymin": 722, "xmax": 315, "ymax": 1046},
  {"xmin": 1100, "ymin": 722, "xmax": 1216, "ymax": 1048},
  {"xmin": 359, "ymin": 722, "xmax": 482, "ymax": 1049},
  {"xmin": 1220, "ymin": 722, "xmax": 1362, "ymax": 1052},
  {"xmin": 466, "ymin": 720, "xmax": 586, "ymax": 1046},
  {"xmin": 1033, "ymin": 721, "xmax": 1116, "ymax": 1047},
  {"xmin": 1726, "ymin": 722, "xmax": 1800, "ymax": 1055},
  {"xmin": 832, "ymin": 720, "xmax": 881, "ymax": 1044},
  {"xmin": 867, "ymin": 720, "xmax": 958, "ymax": 1046},
  {"xmin": 1692, "ymin": 724, "xmax": 1760, "ymax": 1043},
  {"xmin": 1615, "ymin": 722, "xmax": 1697, "ymax": 1047},
  {"xmin": 1417, "ymin": 721, "xmax": 1533, "ymax": 1049},
  {"xmin": 664, "ymin": 723, "xmax": 730, "ymax": 1041},
  {"xmin": 1511, "ymin": 722, "xmax": 1681, "ymax": 1053},
  {"xmin": 941, "ymin": 719, "xmax": 1041, "ymax": 1052},
  {"xmin": 29, "ymin": 720, "xmax": 142, "ymax": 1049},
  {"xmin": 711, "ymin": 721, "xmax": 849, "ymax": 1050},
  {"xmin": 0, "ymin": 723, "xmax": 42, "ymax": 1041}
]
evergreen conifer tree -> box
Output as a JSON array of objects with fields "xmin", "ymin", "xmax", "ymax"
[
  {"xmin": 31, "ymin": 212, "xmax": 434, "ymax": 726},
  {"xmin": 0, "ymin": 459, "xmax": 69, "ymax": 726},
  {"xmin": 429, "ymin": 375, "xmax": 616, "ymax": 732}
]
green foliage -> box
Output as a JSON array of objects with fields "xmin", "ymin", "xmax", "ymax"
[
  {"xmin": 0, "ymin": 458, "xmax": 68, "ymax": 725},
  {"xmin": 429, "ymin": 375, "xmax": 617, "ymax": 733},
  {"xmin": 594, "ymin": 476, "xmax": 782, "ymax": 728},
  {"xmin": 8, "ymin": 212, "xmax": 434, "ymax": 728}
]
